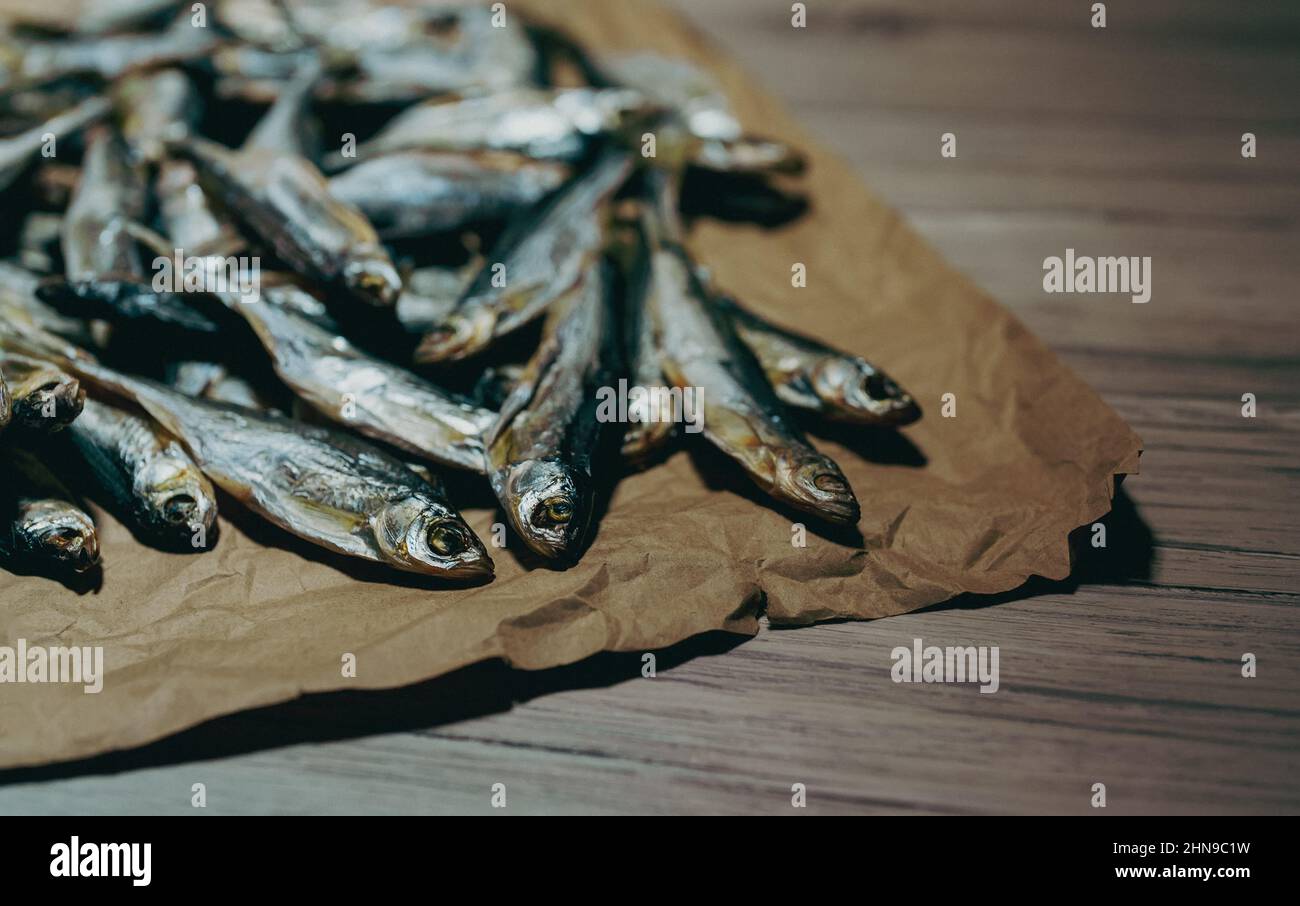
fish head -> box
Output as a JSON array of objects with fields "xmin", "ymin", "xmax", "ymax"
[
  {"xmin": 135, "ymin": 450, "xmax": 218, "ymax": 548},
  {"xmin": 14, "ymin": 375, "xmax": 84, "ymax": 430},
  {"xmin": 14, "ymin": 500, "xmax": 100, "ymax": 573},
  {"xmin": 414, "ymin": 306, "xmax": 496, "ymax": 364},
  {"xmin": 816, "ymin": 359, "xmax": 921, "ymax": 426},
  {"xmin": 781, "ymin": 455, "xmax": 861, "ymax": 526},
  {"xmin": 504, "ymin": 459, "xmax": 590, "ymax": 561},
  {"xmin": 373, "ymin": 495, "xmax": 494, "ymax": 579},
  {"xmin": 342, "ymin": 254, "xmax": 402, "ymax": 308}
]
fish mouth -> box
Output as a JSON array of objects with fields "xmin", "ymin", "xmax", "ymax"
[
  {"xmin": 784, "ymin": 461, "xmax": 861, "ymax": 525},
  {"xmin": 34, "ymin": 522, "xmax": 101, "ymax": 573},
  {"xmin": 15, "ymin": 379, "xmax": 84, "ymax": 429},
  {"xmin": 421, "ymin": 518, "xmax": 495, "ymax": 579},
  {"xmin": 825, "ymin": 363, "xmax": 921, "ymax": 426},
  {"xmin": 342, "ymin": 257, "xmax": 402, "ymax": 307},
  {"xmin": 414, "ymin": 311, "xmax": 492, "ymax": 364}
]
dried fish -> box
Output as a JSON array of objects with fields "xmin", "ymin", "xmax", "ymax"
[
  {"xmin": 215, "ymin": 279, "xmax": 497, "ymax": 472},
  {"xmin": 0, "ymin": 95, "xmax": 110, "ymax": 193},
  {"xmin": 0, "ymin": 448, "xmax": 100, "ymax": 575},
  {"xmin": 5, "ymin": 13, "xmax": 219, "ymax": 88},
  {"xmin": 328, "ymin": 151, "xmax": 569, "ymax": 240},
  {"xmin": 599, "ymin": 52, "xmax": 804, "ymax": 175},
  {"xmin": 56, "ymin": 396, "xmax": 218, "ymax": 550},
  {"xmin": 171, "ymin": 132, "xmax": 402, "ymax": 308},
  {"xmin": 716, "ymin": 295, "xmax": 921, "ymax": 426},
  {"xmin": 644, "ymin": 183, "xmax": 860, "ymax": 525},
  {"xmin": 340, "ymin": 88, "xmax": 654, "ymax": 166},
  {"xmin": 8, "ymin": 333, "xmax": 492, "ymax": 579},
  {"xmin": 166, "ymin": 360, "xmax": 282, "ymax": 413},
  {"xmin": 114, "ymin": 67, "xmax": 201, "ymax": 164},
  {"xmin": 416, "ymin": 150, "xmax": 632, "ymax": 364},
  {"xmin": 36, "ymin": 127, "xmax": 223, "ymax": 333},
  {"xmin": 619, "ymin": 220, "xmax": 676, "ymax": 464},
  {"xmin": 394, "ymin": 264, "xmax": 477, "ymax": 334},
  {"xmin": 486, "ymin": 260, "xmax": 615, "ymax": 561},
  {"xmin": 240, "ymin": 54, "xmax": 321, "ymax": 159},
  {"xmin": 0, "ymin": 351, "xmax": 84, "ymax": 432}
]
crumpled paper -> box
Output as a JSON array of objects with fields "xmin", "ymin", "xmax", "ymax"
[{"xmin": 0, "ymin": 0, "xmax": 1141, "ymax": 769}]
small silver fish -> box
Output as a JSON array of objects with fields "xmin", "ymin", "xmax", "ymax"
[
  {"xmin": 340, "ymin": 88, "xmax": 654, "ymax": 166},
  {"xmin": 58, "ymin": 396, "xmax": 218, "ymax": 550},
  {"xmin": 485, "ymin": 261, "xmax": 615, "ymax": 561},
  {"xmin": 0, "ymin": 448, "xmax": 100, "ymax": 575},
  {"xmin": 0, "ymin": 95, "xmax": 110, "ymax": 193},
  {"xmin": 240, "ymin": 54, "xmax": 321, "ymax": 159},
  {"xmin": 415, "ymin": 150, "xmax": 632, "ymax": 364},
  {"xmin": 716, "ymin": 295, "xmax": 921, "ymax": 426},
  {"xmin": 619, "ymin": 218, "xmax": 677, "ymax": 464},
  {"xmin": 599, "ymin": 52, "xmax": 804, "ymax": 176},
  {"xmin": 0, "ymin": 352, "xmax": 84, "ymax": 433},
  {"xmin": 216, "ymin": 278, "xmax": 497, "ymax": 472},
  {"xmin": 328, "ymin": 151, "xmax": 569, "ymax": 240},
  {"xmin": 166, "ymin": 360, "xmax": 281, "ymax": 413},
  {"xmin": 6, "ymin": 13, "xmax": 219, "ymax": 88},
  {"xmin": 394, "ymin": 263, "xmax": 478, "ymax": 335},
  {"xmin": 644, "ymin": 181, "xmax": 860, "ymax": 525},
  {"xmin": 171, "ymin": 133, "xmax": 402, "ymax": 308},
  {"xmin": 10, "ymin": 333, "xmax": 492, "ymax": 579},
  {"xmin": 37, "ymin": 127, "xmax": 222, "ymax": 333},
  {"xmin": 114, "ymin": 67, "xmax": 202, "ymax": 164}
]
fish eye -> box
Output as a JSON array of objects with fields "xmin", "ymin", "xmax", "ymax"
[
  {"xmin": 536, "ymin": 497, "xmax": 574, "ymax": 526},
  {"xmin": 813, "ymin": 474, "xmax": 847, "ymax": 494},
  {"xmin": 427, "ymin": 523, "xmax": 467, "ymax": 557}
]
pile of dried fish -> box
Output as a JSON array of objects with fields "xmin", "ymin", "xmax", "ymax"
[{"xmin": 0, "ymin": 0, "xmax": 919, "ymax": 583}]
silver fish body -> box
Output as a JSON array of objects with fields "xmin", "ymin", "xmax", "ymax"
[
  {"xmin": 220, "ymin": 280, "xmax": 497, "ymax": 472},
  {"xmin": 486, "ymin": 261, "xmax": 614, "ymax": 561},
  {"xmin": 166, "ymin": 360, "xmax": 281, "ymax": 413},
  {"xmin": 716, "ymin": 296, "xmax": 921, "ymax": 426},
  {"xmin": 415, "ymin": 150, "xmax": 632, "ymax": 364},
  {"xmin": 394, "ymin": 264, "xmax": 477, "ymax": 334},
  {"xmin": 39, "ymin": 129, "xmax": 223, "ymax": 333},
  {"xmin": 60, "ymin": 126, "xmax": 147, "ymax": 281},
  {"xmin": 345, "ymin": 88, "xmax": 653, "ymax": 166},
  {"xmin": 173, "ymin": 134, "xmax": 401, "ymax": 308},
  {"xmin": 619, "ymin": 223, "xmax": 677, "ymax": 464},
  {"xmin": 114, "ymin": 67, "xmax": 201, "ymax": 164},
  {"xmin": 0, "ymin": 95, "xmax": 110, "ymax": 193},
  {"xmin": 17, "ymin": 337, "xmax": 491, "ymax": 579},
  {"xmin": 0, "ymin": 352, "xmax": 84, "ymax": 432},
  {"xmin": 8, "ymin": 13, "xmax": 219, "ymax": 87},
  {"xmin": 599, "ymin": 53, "xmax": 803, "ymax": 175},
  {"xmin": 643, "ymin": 195, "xmax": 860, "ymax": 524},
  {"xmin": 328, "ymin": 151, "xmax": 569, "ymax": 240},
  {"xmin": 59, "ymin": 396, "xmax": 218, "ymax": 549},
  {"xmin": 0, "ymin": 448, "xmax": 100, "ymax": 574}
]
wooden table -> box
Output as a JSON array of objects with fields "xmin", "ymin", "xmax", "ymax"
[{"xmin": 2, "ymin": 0, "xmax": 1297, "ymax": 815}]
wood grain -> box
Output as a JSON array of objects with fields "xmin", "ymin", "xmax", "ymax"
[{"xmin": 1, "ymin": 0, "xmax": 1297, "ymax": 815}]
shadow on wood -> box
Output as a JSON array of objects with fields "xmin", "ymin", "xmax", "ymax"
[{"xmin": 0, "ymin": 630, "xmax": 749, "ymax": 787}]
